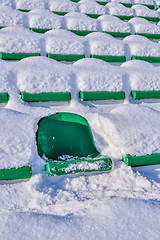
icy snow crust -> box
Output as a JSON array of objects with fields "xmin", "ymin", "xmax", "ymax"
[{"xmin": 1, "ymin": 1, "xmax": 160, "ymax": 240}]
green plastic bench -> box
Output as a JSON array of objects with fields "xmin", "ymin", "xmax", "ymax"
[
  {"xmin": 47, "ymin": 53, "xmax": 85, "ymax": 62},
  {"xmin": 0, "ymin": 166, "xmax": 32, "ymax": 181},
  {"xmin": 91, "ymin": 55, "xmax": 126, "ymax": 63},
  {"xmin": 36, "ymin": 112, "xmax": 112, "ymax": 176},
  {"xmin": 0, "ymin": 52, "xmax": 40, "ymax": 60},
  {"xmin": 80, "ymin": 91, "xmax": 125, "ymax": 101},
  {"xmin": 122, "ymin": 154, "xmax": 160, "ymax": 166},
  {"xmin": 135, "ymin": 33, "xmax": 160, "ymax": 39},
  {"xmin": 131, "ymin": 90, "xmax": 160, "ymax": 100},
  {"xmin": 21, "ymin": 92, "xmax": 71, "ymax": 102},
  {"xmin": 132, "ymin": 56, "xmax": 160, "ymax": 63},
  {"xmin": 0, "ymin": 93, "xmax": 9, "ymax": 103},
  {"xmin": 103, "ymin": 31, "xmax": 131, "ymax": 38}
]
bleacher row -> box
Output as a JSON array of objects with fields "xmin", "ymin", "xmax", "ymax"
[
  {"xmin": 0, "ymin": 57, "xmax": 160, "ymax": 103},
  {"xmin": 1, "ymin": 0, "xmax": 160, "ymax": 181}
]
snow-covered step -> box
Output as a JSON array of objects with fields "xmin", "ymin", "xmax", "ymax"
[
  {"xmin": 15, "ymin": 0, "xmax": 47, "ymax": 12},
  {"xmin": 98, "ymin": 14, "xmax": 131, "ymax": 38},
  {"xmin": 65, "ymin": 12, "xmax": 98, "ymax": 36},
  {"xmin": 17, "ymin": 57, "xmax": 72, "ymax": 102},
  {"xmin": 86, "ymin": 32, "xmax": 126, "ymax": 62},
  {"xmin": 45, "ymin": 29, "xmax": 85, "ymax": 61},
  {"xmin": 132, "ymin": 5, "xmax": 159, "ymax": 22},
  {"xmin": 0, "ymin": 108, "xmax": 34, "ymax": 180},
  {"xmin": 129, "ymin": 17, "xmax": 160, "ymax": 39},
  {"xmin": 73, "ymin": 58, "xmax": 126, "ymax": 101},
  {"xmin": 0, "ymin": 26, "xmax": 42, "ymax": 60},
  {"xmin": 124, "ymin": 35, "xmax": 160, "ymax": 62},
  {"xmin": 106, "ymin": 2, "xmax": 134, "ymax": 20},
  {"xmin": 122, "ymin": 60, "xmax": 160, "ymax": 99}
]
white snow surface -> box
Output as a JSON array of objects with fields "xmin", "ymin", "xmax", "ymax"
[
  {"xmin": 0, "ymin": 1, "xmax": 160, "ymax": 240},
  {"xmin": 106, "ymin": 2, "xmax": 134, "ymax": 16},
  {"xmin": 129, "ymin": 17, "xmax": 160, "ymax": 34},
  {"xmin": 132, "ymin": 5, "xmax": 159, "ymax": 18}
]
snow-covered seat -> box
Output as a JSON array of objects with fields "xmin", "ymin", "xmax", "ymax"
[
  {"xmin": 15, "ymin": 0, "xmax": 46, "ymax": 12},
  {"xmin": 17, "ymin": 57, "xmax": 72, "ymax": 102},
  {"xmin": 110, "ymin": 0, "xmax": 132, "ymax": 8},
  {"xmin": 65, "ymin": 12, "xmax": 98, "ymax": 36},
  {"xmin": 45, "ymin": 29, "xmax": 85, "ymax": 62},
  {"xmin": 0, "ymin": 26, "xmax": 42, "ymax": 60},
  {"xmin": 122, "ymin": 60, "xmax": 160, "ymax": 100},
  {"xmin": 48, "ymin": 0, "xmax": 79, "ymax": 16},
  {"xmin": 124, "ymin": 35, "xmax": 160, "ymax": 63},
  {"xmin": 132, "ymin": 5, "xmax": 159, "ymax": 22},
  {"xmin": 98, "ymin": 15, "xmax": 131, "ymax": 38},
  {"xmin": 106, "ymin": 2, "xmax": 134, "ymax": 20},
  {"xmin": 86, "ymin": 32, "xmax": 126, "ymax": 62},
  {"xmin": 73, "ymin": 58, "xmax": 126, "ymax": 101},
  {"xmin": 129, "ymin": 17, "xmax": 160, "ymax": 39},
  {"xmin": 134, "ymin": 0, "xmax": 155, "ymax": 10},
  {"xmin": 0, "ymin": 108, "xmax": 34, "ymax": 181},
  {"xmin": 78, "ymin": 0, "xmax": 106, "ymax": 18},
  {"xmin": 28, "ymin": 9, "xmax": 64, "ymax": 33},
  {"xmin": 0, "ymin": 6, "xmax": 27, "ymax": 29}
]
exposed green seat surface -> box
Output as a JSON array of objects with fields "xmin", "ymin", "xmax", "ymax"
[
  {"xmin": 0, "ymin": 52, "xmax": 40, "ymax": 60},
  {"xmin": 80, "ymin": 91, "xmax": 125, "ymax": 101},
  {"xmin": 37, "ymin": 112, "xmax": 112, "ymax": 176},
  {"xmin": 96, "ymin": 1, "xmax": 108, "ymax": 6},
  {"xmin": 0, "ymin": 166, "xmax": 32, "ymax": 181},
  {"xmin": 69, "ymin": 29, "xmax": 96, "ymax": 36},
  {"xmin": 132, "ymin": 56, "xmax": 160, "ymax": 63},
  {"xmin": 131, "ymin": 90, "xmax": 160, "ymax": 100},
  {"xmin": 53, "ymin": 11, "xmax": 67, "ymax": 16},
  {"xmin": 0, "ymin": 93, "xmax": 9, "ymax": 103},
  {"xmin": 86, "ymin": 13, "xmax": 101, "ymax": 19},
  {"xmin": 91, "ymin": 55, "xmax": 126, "ymax": 62},
  {"xmin": 122, "ymin": 154, "xmax": 160, "ymax": 166},
  {"xmin": 115, "ymin": 15, "xmax": 134, "ymax": 20},
  {"xmin": 18, "ymin": 9, "xmax": 31, "ymax": 12},
  {"xmin": 135, "ymin": 33, "xmax": 160, "ymax": 39},
  {"xmin": 103, "ymin": 31, "xmax": 131, "ymax": 38},
  {"xmin": 138, "ymin": 16, "xmax": 159, "ymax": 22},
  {"xmin": 21, "ymin": 92, "xmax": 71, "ymax": 102},
  {"xmin": 47, "ymin": 53, "xmax": 85, "ymax": 62},
  {"xmin": 30, "ymin": 28, "xmax": 51, "ymax": 33}
]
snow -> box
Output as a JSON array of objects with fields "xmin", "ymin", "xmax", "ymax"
[
  {"xmin": 132, "ymin": 5, "xmax": 159, "ymax": 18},
  {"xmin": 98, "ymin": 14, "xmax": 131, "ymax": 33},
  {"xmin": 79, "ymin": 0, "xmax": 106, "ymax": 15},
  {"xmin": 1, "ymin": 1, "xmax": 160, "ymax": 239},
  {"xmin": 86, "ymin": 32, "xmax": 126, "ymax": 55},
  {"xmin": 73, "ymin": 58, "xmax": 126, "ymax": 91},
  {"xmin": 129, "ymin": 17, "xmax": 160, "ymax": 34}
]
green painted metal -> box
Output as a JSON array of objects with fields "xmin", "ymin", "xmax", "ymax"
[
  {"xmin": 30, "ymin": 28, "xmax": 51, "ymax": 33},
  {"xmin": 96, "ymin": 1, "xmax": 107, "ymax": 6},
  {"xmin": 18, "ymin": 9, "xmax": 31, "ymax": 12},
  {"xmin": 0, "ymin": 93, "xmax": 9, "ymax": 103},
  {"xmin": 47, "ymin": 53, "xmax": 85, "ymax": 62},
  {"xmin": 115, "ymin": 15, "xmax": 134, "ymax": 20},
  {"xmin": 122, "ymin": 154, "xmax": 160, "ymax": 167},
  {"xmin": 121, "ymin": 3, "xmax": 132, "ymax": 8},
  {"xmin": 21, "ymin": 92, "xmax": 71, "ymax": 102},
  {"xmin": 36, "ymin": 112, "xmax": 112, "ymax": 176},
  {"xmin": 132, "ymin": 56, "xmax": 160, "ymax": 63},
  {"xmin": 131, "ymin": 90, "xmax": 160, "ymax": 100},
  {"xmin": 80, "ymin": 91, "xmax": 125, "ymax": 101},
  {"xmin": 0, "ymin": 166, "xmax": 32, "ymax": 181},
  {"xmin": 137, "ymin": 16, "xmax": 159, "ymax": 22},
  {"xmin": 52, "ymin": 11, "xmax": 67, "ymax": 16},
  {"xmin": 46, "ymin": 157, "xmax": 112, "ymax": 176},
  {"xmin": 69, "ymin": 29, "xmax": 96, "ymax": 36},
  {"xmin": 103, "ymin": 31, "xmax": 131, "ymax": 38},
  {"xmin": 91, "ymin": 55, "xmax": 126, "ymax": 62},
  {"xmin": 0, "ymin": 52, "xmax": 40, "ymax": 60},
  {"xmin": 135, "ymin": 32, "xmax": 160, "ymax": 39},
  {"xmin": 85, "ymin": 13, "xmax": 101, "ymax": 19}
]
